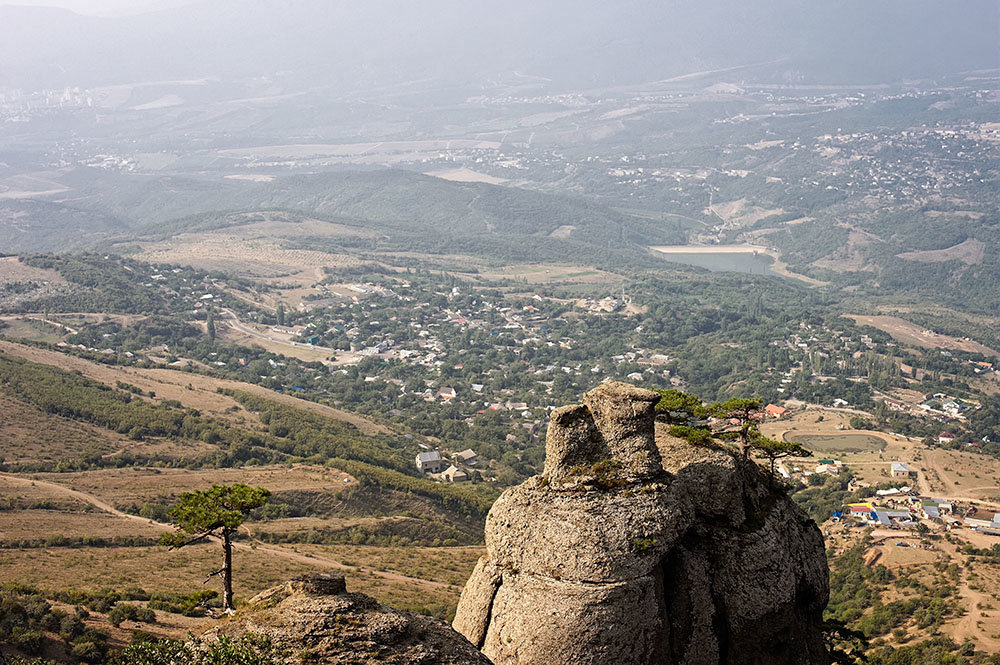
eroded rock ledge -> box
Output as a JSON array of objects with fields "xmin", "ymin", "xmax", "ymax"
[
  {"xmin": 453, "ymin": 382, "xmax": 828, "ymax": 665},
  {"xmin": 208, "ymin": 574, "xmax": 491, "ymax": 665}
]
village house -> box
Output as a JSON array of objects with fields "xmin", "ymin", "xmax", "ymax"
[
  {"xmin": 415, "ymin": 451, "xmax": 444, "ymax": 474},
  {"xmin": 890, "ymin": 462, "xmax": 910, "ymax": 479},
  {"xmin": 442, "ymin": 465, "xmax": 469, "ymax": 483},
  {"xmin": 937, "ymin": 432, "xmax": 957, "ymax": 444},
  {"xmin": 764, "ymin": 404, "xmax": 790, "ymax": 418},
  {"xmin": 848, "ymin": 503, "xmax": 875, "ymax": 519},
  {"xmin": 453, "ymin": 449, "xmax": 478, "ymax": 465}
]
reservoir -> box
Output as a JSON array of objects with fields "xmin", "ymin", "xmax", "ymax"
[{"xmin": 650, "ymin": 245, "xmax": 781, "ymax": 277}]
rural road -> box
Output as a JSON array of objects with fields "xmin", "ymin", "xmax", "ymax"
[
  {"xmin": 920, "ymin": 449, "xmax": 1000, "ymax": 510},
  {"xmin": 218, "ymin": 308, "xmax": 337, "ymax": 354},
  {"xmin": 0, "ymin": 472, "xmax": 451, "ymax": 592}
]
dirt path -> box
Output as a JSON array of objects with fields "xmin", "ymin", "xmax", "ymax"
[
  {"xmin": 938, "ymin": 540, "xmax": 1000, "ymax": 651},
  {"xmin": 0, "ymin": 472, "xmax": 170, "ymax": 530},
  {"xmin": 0, "ymin": 472, "xmax": 449, "ymax": 592},
  {"xmin": 922, "ymin": 449, "xmax": 1000, "ymax": 509}
]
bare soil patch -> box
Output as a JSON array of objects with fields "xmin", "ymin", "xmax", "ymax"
[
  {"xmin": 0, "ymin": 256, "xmax": 66, "ymax": 284},
  {"xmin": 710, "ymin": 199, "xmax": 785, "ymax": 228},
  {"xmin": 870, "ymin": 540, "xmax": 941, "ymax": 567},
  {"xmin": 475, "ymin": 264, "xmax": 622, "ymax": 285},
  {"xmin": 425, "ymin": 167, "xmax": 508, "ymax": 185},
  {"xmin": 548, "ymin": 225, "xmax": 577, "ymax": 239},
  {"xmin": 920, "ymin": 448, "xmax": 1000, "ymax": 502},
  {"xmin": 216, "ymin": 323, "xmax": 334, "ymax": 365},
  {"xmin": 845, "ymin": 315, "xmax": 999, "ymax": 357},
  {"xmin": 897, "ymin": 238, "xmax": 986, "ymax": 265}
]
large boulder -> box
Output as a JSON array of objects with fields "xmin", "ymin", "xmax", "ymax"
[
  {"xmin": 454, "ymin": 382, "xmax": 828, "ymax": 665},
  {"xmin": 207, "ymin": 574, "xmax": 492, "ymax": 665}
]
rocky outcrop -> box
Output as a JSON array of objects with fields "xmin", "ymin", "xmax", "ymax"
[
  {"xmin": 207, "ymin": 574, "xmax": 491, "ymax": 665},
  {"xmin": 454, "ymin": 382, "xmax": 829, "ymax": 665}
]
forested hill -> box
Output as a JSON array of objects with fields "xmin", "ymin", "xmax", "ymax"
[{"xmin": 4, "ymin": 169, "xmax": 686, "ymax": 266}]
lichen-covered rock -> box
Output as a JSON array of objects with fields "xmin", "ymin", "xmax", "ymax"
[
  {"xmin": 207, "ymin": 574, "xmax": 492, "ymax": 665},
  {"xmin": 454, "ymin": 382, "xmax": 829, "ymax": 665}
]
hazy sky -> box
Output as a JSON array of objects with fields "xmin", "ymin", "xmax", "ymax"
[{"xmin": 1, "ymin": 0, "xmax": 194, "ymax": 16}]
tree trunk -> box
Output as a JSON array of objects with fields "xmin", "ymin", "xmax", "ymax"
[{"xmin": 222, "ymin": 528, "xmax": 234, "ymax": 612}]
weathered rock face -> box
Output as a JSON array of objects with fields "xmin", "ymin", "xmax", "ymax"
[
  {"xmin": 207, "ymin": 574, "xmax": 492, "ymax": 665},
  {"xmin": 454, "ymin": 382, "xmax": 829, "ymax": 665}
]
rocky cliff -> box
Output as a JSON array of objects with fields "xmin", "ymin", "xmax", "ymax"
[
  {"xmin": 453, "ymin": 382, "xmax": 829, "ymax": 665},
  {"xmin": 207, "ymin": 574, "xmax": 491, "ymax": 665}
]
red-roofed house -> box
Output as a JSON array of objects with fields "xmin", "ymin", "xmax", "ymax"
[{"xmin": 765, "ymin": 404, "xmax": 791, "ymax": 418}]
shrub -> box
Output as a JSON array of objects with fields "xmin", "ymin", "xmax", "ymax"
[
  {"xmin": 10, "ymin": 627, "xmax": 45, "ymax": 655},
  {"xmin": 59, "ymin": 613, "xmax": 85, "ymax": 639},
  {"xmin": 72, "ymin": 640, "xmax": 106, "ymax": 663},
  {"xmin": 108, "ymin": 604, "xmax": 156, "ymax": 627},
  {"xmin": 111, "ymin": 634, "xmax": 285, "ymax": 665}
]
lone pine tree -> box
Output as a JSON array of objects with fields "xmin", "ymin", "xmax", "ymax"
[{"xmin": 161, "ymin": 484, "xmax": 270, "ymax": 612}]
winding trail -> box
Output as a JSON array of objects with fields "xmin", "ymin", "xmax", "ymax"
[
  {"xmin": 938, "ymin": 540, "xmax": 1000, "ymax": 652},
  {"xmin": 921, "ymin": 448, "xmax": 1000, "ymax": 510},
  {"xmin": 0, "ymin": 472, "xmax": 450, "ymax": 592}
]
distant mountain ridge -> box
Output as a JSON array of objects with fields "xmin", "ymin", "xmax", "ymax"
[
  {"xmin": 0, "ymin": 169, "xmax": 685, "ymax": 262},
  {"xmin": 0, "ymin": 0, "xmax": 997, "ymax": 91}
]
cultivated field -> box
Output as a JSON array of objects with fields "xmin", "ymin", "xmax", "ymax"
[
  {"xmin": 132, "ymin": 236, "xmax": 361, "ymax": 280},
  {"xmin": 425, "ymin": 167, "xmax": 509, "ymax": 185},
  {"xmin": 217, "ymin": 140, "xmax": 502, "ymax": 160},
  {"xmin": 0, "ymin": 544, "xmax": 318, "ymax": 599},
  {"xmin": 0, "ymin": 509, "xmax": 166, "ymax": 541}
]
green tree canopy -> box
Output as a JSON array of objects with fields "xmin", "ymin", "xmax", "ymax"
[
  {"xmin": 654, "ymin": 389, "xmax": 710, "ymax": 424},
  {"xmin": 711, "ymin": 397, "xmax": 764, "ymax": 457},
  {"xmin": 750, "ymin": 434, "xmax": 812, "ymax": 485},
  {"xmin": 161, "ymin": 484, "xmax": 270, "ymax": 612}
]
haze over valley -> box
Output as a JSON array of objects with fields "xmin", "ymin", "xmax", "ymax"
[{"xmin": 1, "ymin": 2, "xmax": 999, "ymax": 664}]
